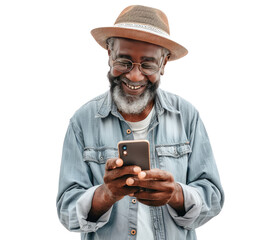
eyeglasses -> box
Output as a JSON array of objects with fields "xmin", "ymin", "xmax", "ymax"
[{"xmin": 110, "ymin": 57, "xmax": 164, "ymax": 76}]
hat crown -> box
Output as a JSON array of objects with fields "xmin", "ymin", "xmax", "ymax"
[
  {"xmin": 114, "ymin": 5, "xmax": 170, "ymax": 35},
  {"xmin": 91, "ymin": 5, "xmax": 188, "ymax": 61}
]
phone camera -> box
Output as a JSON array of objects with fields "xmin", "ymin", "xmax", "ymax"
[{"xmin": 122, "ymin": 145, "xmax": 127, "ymax": 150}]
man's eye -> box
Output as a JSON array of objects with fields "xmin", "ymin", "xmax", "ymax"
[
  {"xmin": 120, "ymin": 61, "xmax": 131, "ymax": 67},
  {"xmin": 141, "ymin": 63, "xmax": 157, "ymax": 70},
  {"xmin": 114, "ymin": 61, "xmax": 132, "ymax": 69}
]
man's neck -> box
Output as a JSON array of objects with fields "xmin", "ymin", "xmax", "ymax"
[{"xmin": 119, "ymin": 100, "xmax": 154, "ymax": 122}]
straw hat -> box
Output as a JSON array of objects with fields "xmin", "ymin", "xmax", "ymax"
[{"xmin": 91, "ymin": 5, "xmax": 188, "ymax": 61}]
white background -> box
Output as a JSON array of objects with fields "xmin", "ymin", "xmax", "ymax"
[{"xmin": 1, "ymin": 0, "xmax": 262, "ymax": 239}]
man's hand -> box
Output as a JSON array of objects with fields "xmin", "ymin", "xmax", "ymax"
[
  {"xmin": 87, "ymin": 158, "xmax": 141, "ymax": 221},
  {"xmin": 102, "ymin": 158, "xmax": 142, "ymax": 203},
  {"xmin": 126, "ymin": 168, "xmax": 185, "ymax": 215}
]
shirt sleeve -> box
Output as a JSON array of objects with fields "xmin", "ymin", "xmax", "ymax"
[
  {"xmin": 76, "ymin": 185, "xmax": 113, "ymax": 232},
  {"xmin": 166, "ymin": 183, "xmax": 202, "ymax": 227},
  {"xmin": 168, "ymin": 108, "xmax": 224, "ymax": 230},
  {"xmin": 56, "ymin": 120, "xmax": 112, "ymax": 232}
]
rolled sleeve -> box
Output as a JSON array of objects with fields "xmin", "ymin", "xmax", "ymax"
[
  {"xmin": 76, "ymin": 185, "xmax": 113, "ymax": 232},
  {"xmin": 167, "ymin": 183, "xmax": 202, "ymax": 228}
]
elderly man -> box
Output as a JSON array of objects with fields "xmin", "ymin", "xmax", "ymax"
[{"xmin": 57, "ymin": 5, "xmax": 224, "ymax": 240}]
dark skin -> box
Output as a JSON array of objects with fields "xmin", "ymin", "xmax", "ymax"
[{"xmin": 87, "ymin": 38, "xmax": 185, "ymax": 222}]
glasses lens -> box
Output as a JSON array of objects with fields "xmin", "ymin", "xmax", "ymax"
[
  {"xmin": 113, "ymin": 59, "xmax": 132, "ymax": 73},
  {"xmin": 112, "ymin": 58, "xmax": 161, "ymax": 75},
  {"xmin": 140, "ymin": 62, "xmax": 159, "ymax": 75}
]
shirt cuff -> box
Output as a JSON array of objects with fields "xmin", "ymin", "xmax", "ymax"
[
  {"xmin": 167, "ymin": 183, "xmax": 202, "ymax": 228},
  {"xmin": 76, "ymin": 185, "xmax": 113, "ymax": 232}
]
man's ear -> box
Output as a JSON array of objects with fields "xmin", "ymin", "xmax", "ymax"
[
  {"xmin": 160, "ymin": 55, "xmax": 170, "ymax": 75},
  {"xmin": 108, "ymin": 49, "xmax": 111, "ymax": 56},
  {"xmin": 107, "ymin": 49, "xmax": 112, "ymax": 66}
]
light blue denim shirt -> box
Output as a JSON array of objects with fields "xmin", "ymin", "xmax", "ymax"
[{"xmin": 56, "ymin": 89, "xmax": 224, "ymax": 240}]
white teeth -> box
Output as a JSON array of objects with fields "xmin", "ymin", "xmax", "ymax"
[{"xmin": 127, "ymin": 84, "xmax": 141, "ymax": 90}]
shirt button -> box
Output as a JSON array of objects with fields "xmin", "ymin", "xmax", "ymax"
[
  {"xmin": 126, "ymin": 129, "xmax": 131, "ymax": 134},
  {"xmin": 131, "ymin": 229, "xmax": 136, "ymax": 235},
  {"xmin": 132, "ymin": 199, "xmax": 136, "ymax": 204}
]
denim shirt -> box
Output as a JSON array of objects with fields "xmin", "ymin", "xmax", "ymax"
[{"xmin": 56, "ymin": 89, "xmax": 224, "ymax": 240}]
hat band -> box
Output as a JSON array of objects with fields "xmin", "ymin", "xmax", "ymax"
[{"xmin": 114, "ymin": 22, "xmax": 170, "ymax": 39}]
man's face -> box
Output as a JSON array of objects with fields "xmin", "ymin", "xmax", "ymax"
[{"xmin": 108, "ymin": 38, "xmax": 167, "ymax": 115}]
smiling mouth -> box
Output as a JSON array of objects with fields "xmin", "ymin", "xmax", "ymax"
[{"xmin": 123, "ymin": 82, "xmax": 146, "ymax": 90}]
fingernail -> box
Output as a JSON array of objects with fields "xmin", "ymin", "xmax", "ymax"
[
  {"xmin": 138, "ymin": 171, "xmax": 146, "ymax": 179},
  {"xmin": 126, "ymin": 178, "xmax": 134, "ymax": 186},
  {"xmin": 116, "ymin": 159, "xmax": 123, "ymax": 166},
  {"xmin": 133, "ymin": 166, "xmax": 141, "ymax": 173}
]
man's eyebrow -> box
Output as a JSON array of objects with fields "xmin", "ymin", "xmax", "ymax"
[
  {"xmin": 141, "ymin": 56, "xmax": 158, "ymax": 63},
  {"xmin": 116, "ymin": 54, "xmax": 132, "ymax": 60},
  {"xmin": 116, "ymin": 54, "xmax": 158, "ymax": 63}
]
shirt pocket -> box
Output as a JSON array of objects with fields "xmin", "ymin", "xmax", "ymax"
[
  {"xmin": 83, "ymin": 147, "xmax": 118, "ymax": 185},
  {"xmin": 155, "ymin": 143, "xmax": 192, "ymax": 183},
  {"xmin": 83, "ymin": 147, "xmax": 118, "ymax": 164}
]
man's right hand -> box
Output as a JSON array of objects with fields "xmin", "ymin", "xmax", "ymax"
[
  {"xmin": 87, "ymin": 158, "xmax": 141, "ymax": 222},
  {"xmin": 103, "ymin": 158, "xmax": 142, "ymax": 202}
]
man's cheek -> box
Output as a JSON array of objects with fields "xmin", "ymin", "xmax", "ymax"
[{"xmin": 111, "ymin": 68, "xmax": 122, "ymax": 77}]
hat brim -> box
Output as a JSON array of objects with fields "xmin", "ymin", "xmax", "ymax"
[{"xmin": 91, "ymin": 27, "xmax": 188, "ymax": 61}]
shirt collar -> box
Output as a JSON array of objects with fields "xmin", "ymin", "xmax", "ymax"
[
  {"xmin": 95, "ymin": 89, "xmax": 180, "ymax": 119},
  {"xmin": 154, "ymin": 89, "xmax": 181, "ymax": 115}
]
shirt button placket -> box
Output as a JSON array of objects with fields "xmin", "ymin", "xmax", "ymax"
[{"xmin": 129, "ymin": 197, "xmax": 137, "ymax": 238}]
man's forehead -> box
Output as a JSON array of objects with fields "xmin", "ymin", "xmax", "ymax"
[{"xmin": 113, "ymin": 38, "xmax": 163, "ymax": 58}]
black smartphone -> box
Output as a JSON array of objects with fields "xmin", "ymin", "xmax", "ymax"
[{"xmin": 118, "ymin": 140, "xmax": 150, "ymax": 170}]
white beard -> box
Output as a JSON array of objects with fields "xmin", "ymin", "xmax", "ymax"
[{"xmin": 112, "ymin": 85, "xmax": 153, "ymax": 115}]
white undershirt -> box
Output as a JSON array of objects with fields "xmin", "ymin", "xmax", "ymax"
[{"xmin": 126, "ymin": 107, "xmax": 155, "ymax": 240}]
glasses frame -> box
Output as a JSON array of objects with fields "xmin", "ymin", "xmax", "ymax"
[{"xmin": 110, "ymin": 56, "xmax": 165, "ymax": 76}]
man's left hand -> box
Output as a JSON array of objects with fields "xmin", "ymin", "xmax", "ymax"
[{"xmin": 126, "ymin": 168, "xmax": 185, "ymax": 214}]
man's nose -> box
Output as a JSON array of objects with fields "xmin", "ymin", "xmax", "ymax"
[{"xmin": 125, "ymin": 64, "xmax": 145, "ymax": 82}]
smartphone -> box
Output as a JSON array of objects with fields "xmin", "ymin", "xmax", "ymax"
[{"xmin": 118, "ymin": 140, "xmax": 150, "ymax": 170}]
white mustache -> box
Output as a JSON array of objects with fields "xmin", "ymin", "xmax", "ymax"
[{"xmin": 119, "ymin": 76, "xmax": 148, "ymax": 87}]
